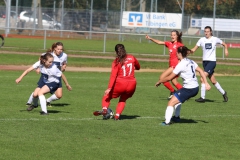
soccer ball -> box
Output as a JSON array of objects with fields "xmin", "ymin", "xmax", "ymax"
[{"xmin": 103, "ymin": 108, "xmax": 114, "ymax": 120}]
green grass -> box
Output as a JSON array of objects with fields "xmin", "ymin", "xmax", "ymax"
[
  {"xmin": 2, "ymin": 36, "xmax": 240, "ymax": 59},
  {"xmin": 1, "ymin": 53, "xmax": 240, "ymax": 74},
  {"xmin": 0, "ymin": 71, "xmax": 239, "ymax": 160}
]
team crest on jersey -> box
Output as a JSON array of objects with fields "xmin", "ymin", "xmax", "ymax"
[
  {"xmin": 173, "ymin": 45, "xmax": 177, "ymax": 49},
  {"xmin": 205, "ymin": 43, "xmax": 212, "ymax": 49}
]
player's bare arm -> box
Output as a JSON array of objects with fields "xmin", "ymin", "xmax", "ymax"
[
  {"xmin": 190, "ymin": 45, "xmax": 199, "ymax": 53},
  {"xmin": 155, "ymin": 72, "xmax": 177, "ymax": 87},
  {"xmin": 61, "ymin": 73, "xmax": 72, "ymax": 91},
  {"xmin": 196, "ymin": 66, "xmax": 211, "ymax": 91},
  {"xmin": 61, "ymin": 63, "xmax": 67, "ymax": 72},
  {"xmin": 222, "ymin": 42, "xmax": 229, "ymax": 57},
  {"xmin": 16, "ymin": 66, "xmax": 35, "ymax": 84},
  {"xmin": 145, "ymin": 34, "xmax": 165, "ymax": 45}
]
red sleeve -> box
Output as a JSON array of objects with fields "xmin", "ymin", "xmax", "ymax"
[
  {"xmin": 165, "ymin": 41, "xmax": 170, "ymax": 48},
  {"xmin": 107, "ymin": 60, "xmax": 119, "ymax": 89},
  {"xmin": 134, "ymin": 56, "xmax": 140, "ymax": 70}
]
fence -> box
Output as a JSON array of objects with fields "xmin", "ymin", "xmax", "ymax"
[
  {"xmin": 1, "ymin": 27, "xmax": 240, "ymax": 61},
  {"xmin": 1, "ymin": 4, "xmax": 240, "ymax": 39}
]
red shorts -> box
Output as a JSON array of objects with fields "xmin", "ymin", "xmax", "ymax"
[
  {"xmin": 169, "ymin": 59, "xmax": 179, "ymax": 68},
  {"xmin": 109, "ymin": 79, "xmax": 137, "ymax": 99}
]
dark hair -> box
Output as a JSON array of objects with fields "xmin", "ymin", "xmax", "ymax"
[
  {"xmin": 204, "ymin": 26, "xmax": 213, "ymax": 36},
  {"xmin": 40, "ymin": 52, "xmax": 53, "ymax": 65},
  {"xmin": 47, "ymin": 42, "xmax": 64, "ymax": 52},
  {"xmin": 177, "ymin": 46, "xmax": 192, "ymax": 58},
  {"xmin": 171, "ymin": 30, "xmax": 182, "ymax": 43},
  {"xmin": 115, "ymin": 44, "xmax": 127, "ymax": 65}
]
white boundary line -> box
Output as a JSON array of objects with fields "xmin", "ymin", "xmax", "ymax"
[{"xmin": 0, "ymin": 115, "xmax": 239, "ymax": 121}]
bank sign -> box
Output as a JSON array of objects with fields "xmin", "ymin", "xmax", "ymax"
[{"xmin": 122, "ymin": 11, "xmax": 182, "ymax": 29}]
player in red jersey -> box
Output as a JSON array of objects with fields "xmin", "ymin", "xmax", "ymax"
[
  {"xmin": 93, "ymin": 44, "xmax": 140, "ymax": 120},
  {"xmin": 146, "ymin": 30, "xmax": 183, "ymax": 99}
]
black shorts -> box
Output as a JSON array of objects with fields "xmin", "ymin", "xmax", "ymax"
[
  {"xmin": 202, "ymin": 61, "xmax": 216, "ymax": 75},
  {"xmin": 174, "ymin": 87, "xmax": 199, "ymax": 103}
]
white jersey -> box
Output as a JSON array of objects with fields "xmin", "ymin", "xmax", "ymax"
[
  {"xmin": 41, "ymin": 52, "xmax": 67, "ymax": 69},
  {"xmin": 52, "ymin": 52, "xmax": 67, "ymax": 68},
  {"xmin": 32, "ymin": 61, "xmax": 62, "ymax": 83},
  {"xmin": 196, "ymin": 36, "xmax": 222, "ymax": 61},
  {"xmin": 173, "ymin": 58, "xmax": 199, "ymax": 89}
]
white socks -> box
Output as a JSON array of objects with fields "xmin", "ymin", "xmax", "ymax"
[
  {"xmin": 39, "ymin": 95, "xmax": 47, "ymax": 113},
  {"xmin": 174, "ymin": 103, "xmax": 182, "ymax": 117},
  {"xmin": 201, "ymin": 83, "xmax": 206, "ymax": 99},
  {"xmin": 165, "ymin": 106, "xmax": 174, "ymax": 124},
  {"xmin": 214, "ymin": 82, "xmax": 225, "ymax": 95},
  {"xmin": 47, "ymin": 94, "xmax": 59, "ymax": 103},
  {"xmin": 27, "ymin": 92, "xmax": 34, "ymax": 104}
]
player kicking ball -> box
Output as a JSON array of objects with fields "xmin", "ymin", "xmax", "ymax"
[{"xmin": 93, "ymin": 44, "xmax": 140, "ymax": 120}]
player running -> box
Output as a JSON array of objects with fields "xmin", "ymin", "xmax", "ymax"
[
  {"xmin": 26, "ymin": 42, "xmax": 72, "ymax": 110},
  {"xmin": 155, "ymin": 46, "xmax": 211, "ymax": 126},
  {"xmin": 93, "ymin": 44, "xmax": 140, "ymax": 120},
  {"xmin": 146, "ymin": 30, "xmax": 183, "ymax": 99},
  {"xmin": 16, "ymin": 53, "xmax": 62, "ymax": 115},
  {"xmin": 191, "ymin": 26, "xmax": 229, "ymax": 103}
]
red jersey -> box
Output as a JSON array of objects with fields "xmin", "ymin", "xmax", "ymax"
[
  {"xmin": 165, "ymin": 41, "xmax": 184, "ymax": 68},
  {"xmin": 107, "ymin": 54, "xmax": 140, "ymax": 89}
]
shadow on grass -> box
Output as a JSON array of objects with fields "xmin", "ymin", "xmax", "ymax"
[
  {"xmin": 48, "ymin": 103, "xmax": 71, "ymax": 107},
  {"xmin": 119, "ymin": 115, "xmax": 140, "ymax": 120},
  {"xmin": 47, "ymin": 110, "xmax": 70, "ymax": 114},
  {"xmin": 19, "ymin": 109, "xmax": 70, "ymax": 114},
  {"xmin": 204, "ymin": 99, "xmax": 215, "ymax": 103},
  {"xmin": 177, "ymin": 118, "xmax": 208, "ymax": 124}
]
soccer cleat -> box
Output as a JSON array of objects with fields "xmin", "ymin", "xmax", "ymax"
[
  {"xmin": 223, "ymin": 91, "xmax": 228, "ymax": 102},
  {"xmin": 93, "ymin": 109, "xmax": 108, "ymax": 117},
  {"xmin": 26, "ymin": 103, "xmax": 32, "ymax": 107},
  {"xmin": 114, "ymin": 115, "xmax": 120, "ymax": 120},
  {"xmin": 46, "ymin": 101, "xmax": 52, "ymax": 107},
  {"xmin": 101, "ymin": 109, "xmax": 108, "ymax": 116},
  {"xmin": 195, "ymin": 97, "xmax": 205, "ymax": 103},
  {"xmin": 93, "ymin": 110, "xmax": 102, "ymax": 116},
  {"xmin": 27, "ymin": 105, "xmax": 38, "ymax": 111},
  {"xmin": 168, "ymin": 90, "xmax": 175, "ymax": 100},
  {"xmin": 161, "ymin": 122, "xmax": 171, "ymax": 126},
  {"xmin": 171, "ymin": 116, "xmax": 181, "ymax": 123},
  {"xmin": 40, "ymin": 111, "xmax": 49, "ymax": 115}
]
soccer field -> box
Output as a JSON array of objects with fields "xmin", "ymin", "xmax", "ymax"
[{"xmin": 0, "ymin": 71, "xmax": 239, "ymax": 160}]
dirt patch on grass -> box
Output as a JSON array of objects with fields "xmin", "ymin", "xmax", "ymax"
[{"xmin": 0, "ymin": 65, "xmax": 162, "ymax": 73}]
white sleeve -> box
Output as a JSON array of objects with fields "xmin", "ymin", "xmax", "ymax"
[
  {"xmin": 215, "ymin": 37, "xmax": 223, "ymax": 44},
  {"xmin": 52, "ymin": 65, "xmax": 62, "ymax": 77},
  {"xmin": 193, "ymin": 60, "xmax": 198, "ymax": 70},
  {"xmin": 64, "ymin": 53, "xmax": 67, "ymax": 64},
  {"xmin": 32, "ymin": 61, "xmax": 41, "ymax": 69},
  {"xmin": 173, "ymin": 62, "xmax": 183, "ymax": 75},
  {"xmin": 196, "ymin": 38, "xmax": 202, "ymax": 47}
]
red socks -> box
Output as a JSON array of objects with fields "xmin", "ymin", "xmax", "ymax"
[
  {"xmin": 163, "ymin": 82, "xmax": 175, "ymax": 92},
  {"xmin": 116, "ymin": 102, "xmax": 125, "ymax": 115},
  {"xmin": 102, "ymin": 95, "xmax": 110, "ymax": 108},
  {"xmin": 174, "ymin": 83, "xmax": 182, "ymax": 90}
]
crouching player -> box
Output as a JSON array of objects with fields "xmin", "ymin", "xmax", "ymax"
[
  {"xmin": 93, "ymin": 44, "xmax": 140, "ymax": 120},
  {"xmin": 155, "ymin": 46, "xmax": 211, "ymax": 125},
  {"xmin": 16, "ymin": 53, "xmax": 62, "ymax": 115}
]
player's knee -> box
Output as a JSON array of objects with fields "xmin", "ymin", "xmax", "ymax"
[{"xmin": 56, "ymin": 95, "xmax": 62, "ymax": 99}]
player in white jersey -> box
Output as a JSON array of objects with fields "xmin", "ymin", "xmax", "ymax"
[
  {"xmin": 26, "ymin": 42, "xmax": 72, "ymax": 110},
  {"xmin": 16, "ymin": 53, "xmax": 62, "ymax": 115},
  {"xmin": 191, "ymin": 26, "xmax": 229, "ymax": 103},
  {"xmin": 155, "ymin": 46, "xmax": 211, "ymax": 126}
]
